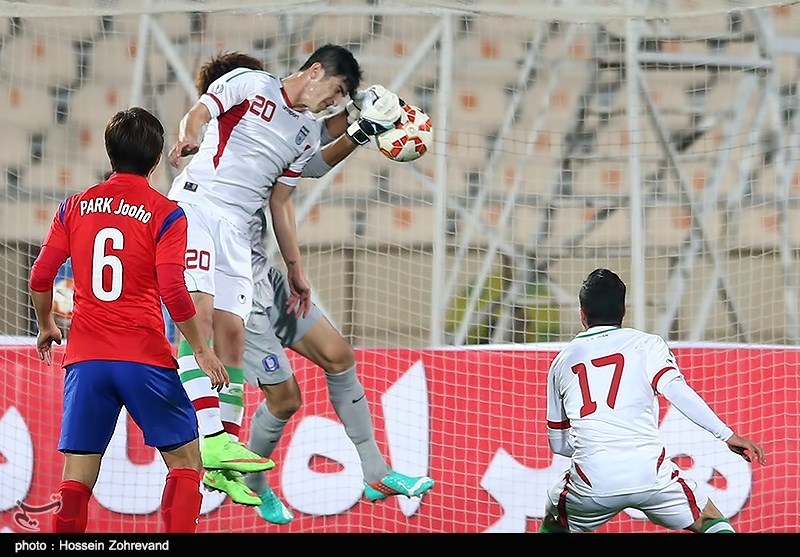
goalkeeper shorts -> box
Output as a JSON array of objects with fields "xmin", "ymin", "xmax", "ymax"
[{"xmin": 243, "ymin": 267, "xmax": 323, "ymax": 387}]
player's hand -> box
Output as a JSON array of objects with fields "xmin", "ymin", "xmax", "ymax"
[
  {"xmin": 195, "ymin": 349, "xmax": 229, "ymax": 392},
  {"xmin": 726, "ymin": 434, "xmax": 767, "ymax": 465},
  {"xmin": 285, "ymin": 264, "xmax": 312, "ymax": 318},
  {"xmin": 168, "ymin": 140, "xmax": 200, "ymax": 167},
  {"xmin": 345, "ymin": 84, "xmax": 393, "ymax": 123},
  {"xmin": 36, "ymin": 320, "xmax": 62, "ymax": 365},
  {"xmin": 345, "ymin": 91, "xmax": 403, "ymax": 145}
]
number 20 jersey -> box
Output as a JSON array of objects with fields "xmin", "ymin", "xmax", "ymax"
[
  {"xmin": 167, "ymin": 69, "xmax": 322, "ymax": 233},
  {"xmin": 42, "ymin": 173, "xmax": 187, "ymax": 369},
  {"xmin": 546, "ymin": 326, "xmax": 683, "ymax": 495}
]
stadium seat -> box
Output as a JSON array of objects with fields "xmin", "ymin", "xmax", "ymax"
[
  {"xmin": 22, "ymin": 16, "xmax": 103, "ymax": 39},
  {"xmin": 0, "ymin": 84, "xmax": 58, "ymax": 131},
  {"xmin": 0, "ymin": 129, "xmax": 35, "ymax": 169},
  {"xmin": 24, "ymin": 159, "xmax": 106, "ymax": 196},
  {"xmin": 0, "ymin": 200, "xmax": 61, "ymax": 242},
  {"xmin": 69, "ymin": 83, "xmax": 127, "ymax": 129},
  {"xmin": 89, "ymin": 36, "xmax": 169, "ymax": 85},
  {"xmin": 361, "ymin": 204, "xmax": 436, "ymax": 245},
  {"xmin": 0, "ymin": 34, "xmax": 79, "ymax": 87},
  {"xmin": 295, "ymin": 205, "xmax": 355, "ymax": 247}
]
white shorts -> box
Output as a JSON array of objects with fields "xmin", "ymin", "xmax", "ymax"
[
  {"xmin": 545, "ymin": 459, "xmax": 709, "ymax": 532},
  {"xmin": 180, "ymin": 202, "xmax": 253, "ymax": 321}
]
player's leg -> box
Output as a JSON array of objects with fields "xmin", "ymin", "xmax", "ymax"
[
  {"xmin": 284, "ymin": 282, "xmax": 433, "ymax": 501},
  {"xmin": 638, "ymin": 461, "xmax": 734, "ymax": 532},
  {"xmin": 239, "ymin": 279, "xmax": 299, "ymax": 523},
  {"xmin": 540, "ymin": 469, "xmax": 616, "ymax": 533},
  {"xmin": 53, "ymin": 361, "xmax": 121, "ymax": 533},
  {"xmin": 159, "ymin": 441, "xmax": 203, "ymax": 533},
  {"xmin": 118, "ymin": 361, "xmax": 204, "ymax": 533},
  {"xmin": 198, "ymin": 222, "xmax": 275, "ymax": 505},
  {"xmin": 176, "ymin": 205, "xmax": 272, "ymax": 481},
  {"xmin": 689, "ymin": 499, "xmax": 735, "ymax": 533}
]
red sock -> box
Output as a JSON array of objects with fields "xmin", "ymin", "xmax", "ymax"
[
  {"xmin": 52, "ymin": 480, "xmax": 91, "ymax": 533},
  {"xmin": 161, "ymin": 468, "xmax": 201, "ymax": 533}
]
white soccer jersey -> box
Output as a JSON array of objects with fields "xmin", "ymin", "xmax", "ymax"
[
  {"xmin": 546, "ymin": 326, "xmax": 683, "ymax": 496},
  {"xmin": 168, "ymin": 69, "xmax": 322, "ymax": 232}
]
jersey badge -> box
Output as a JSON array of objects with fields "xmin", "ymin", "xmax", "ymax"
[
  {"xmin": 183, "ymin": 181, "xmax": 198, "ymax": 192},
  {"xmin": 296, "ymin": 125, "xmax": 309, "ymax": 145},
  {"xmin": 262, "ymin": 354, "xmax": 280, "ymax": 372}
]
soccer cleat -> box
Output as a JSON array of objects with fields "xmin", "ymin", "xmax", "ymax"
[
  {"xmin": 203, "ymin": 470, "xmax": 262, "ymax": 506},
  {"xmin": 202, "ymin": 435, "xmax": 275, "ymax": 473},
  {"xmin": 363, "ymin": 471, "xmax": 435, "ymax": 502},
  {"xmin": 254, "ymin": 486, "xmax": 294, "ymax": 525}
]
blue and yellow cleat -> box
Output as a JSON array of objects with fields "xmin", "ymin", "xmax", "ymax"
[
  {"xmin": 254, "ymin": 486, "xmax": 294, "ymax": 525},
  {"xmin": 363, "ymin": 471, "xmax": 435, "ymax": 502}
]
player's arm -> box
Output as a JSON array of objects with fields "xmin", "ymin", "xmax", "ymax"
[
  {"xmin": 302, "ymin": 86, "xmax": 406, "ymax": 177},
  {"xmin": 269, "ymin": 181, "xmax": 310, "ymax": 317},
  {"xmin": 29, "ymin": 201, "xmax": 72, "ymax": 363},
  {"xmin": 168, "ymin": 102, "xmax": 212, "ymax": 167},
  {"xmin": 29, "ymin": 245, "xmax": 68, "ymax": 364},
  {"xmin": 659, "ymin": 376, "xmax": 766, "ymax": 465},
  {"xmin": 156, "ymin": 207, "xmax": 228, "ymax": 390},
  {"xmin": 545, "ymin": 358, "xmax": 574, "ymax": 457}
]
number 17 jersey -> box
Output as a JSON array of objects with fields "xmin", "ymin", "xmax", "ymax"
[{"xmin": 546, "ymin": 326, "xmax": 683, "ymax": 496}]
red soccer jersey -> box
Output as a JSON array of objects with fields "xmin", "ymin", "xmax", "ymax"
[{"xmin": 41, "ymin": 173, "xmax": 188, "ymax": 368}]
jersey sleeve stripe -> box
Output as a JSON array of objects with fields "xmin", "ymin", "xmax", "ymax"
[
  {"xmin": 58, "ymin": 197, "xmax": 71, "ymax": 224},
  {"xmin": 282, "ymin": 168, "xmax": 302, "ymax": 178},
  {"xmin": 157, "ymin": 207, "xmax": 186, "ymax": 242},
  {"xmin": 206, "ymin": 92, "xmax": 224, "ymax": 114},
  {"xmin": 547, "ymin": 419, "xmax": 571, "ymax": 429},
  {"xmin": 651, "ymin": 366, "xmax": 677, "ymax": 392},
  {"xmin": 213, "ymin": 101, "xmax": 250, "ymax": 169}
]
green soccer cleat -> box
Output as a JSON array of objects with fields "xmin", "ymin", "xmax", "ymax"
[
  {"xmin": 202, "ymin": 435, "xmax": 276, "ymax": 473},
  {"xmin": 363, "ymin": 471, "xmax": 435, "ymax": 502},
  {"xmin": 254, "ymin": 486, "xmax": 294, "ymax": 525},
  {"xmin": 203, "ymin": 470, "xmax": 262, "ymax": 506}
]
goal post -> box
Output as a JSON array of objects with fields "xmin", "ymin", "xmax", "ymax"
[{"xmin": 0, "ymin": 0, "xmax": 798, "ymax": 533}]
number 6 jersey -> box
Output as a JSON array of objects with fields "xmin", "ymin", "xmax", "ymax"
[
  {"xmin": 545, "ymin": 325, "xmax": 684, "ymax": 496},
  {"xmin": 40, "ymin": 172, "xmax": 188, "ymax": 369}
]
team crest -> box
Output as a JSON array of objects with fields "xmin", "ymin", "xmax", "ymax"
[
  {"xmin": 211, "ymin": 82, "xmax": 224, "ymax": 94},
  {"xmin": 262, "ymin": 354, "xmax": 280, "ymax": 372},
  {"xmin": 295, "ymin": 126, "xmax": 309, "ymax": 145}
]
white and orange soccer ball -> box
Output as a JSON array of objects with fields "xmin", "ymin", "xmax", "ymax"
[
  {"xmin": 52, "ymin": 277, "xmax": 74, "ymax": 322},
  {"xmin": 375, "ymin": 104, "xmax": 433, "ymax": 162}
]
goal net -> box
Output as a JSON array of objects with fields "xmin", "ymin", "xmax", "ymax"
[{"xmin": 1, "ymin": 0, "xmax": 797, "ymax": 533}]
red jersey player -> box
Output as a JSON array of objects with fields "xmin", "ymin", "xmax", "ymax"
[{"xmin": 28, "ymin": 107, "xmax": 228, "ymax": 534}]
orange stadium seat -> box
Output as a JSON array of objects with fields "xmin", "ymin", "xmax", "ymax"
[{"xmin": 0, "ymin": 34, "xmax": 79, "ymax": 87}]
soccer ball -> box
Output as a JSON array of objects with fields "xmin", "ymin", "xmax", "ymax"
[
  {"xmin": 375, "ymin": 104, "xmax": 433, "ymax": 162},
  {"xmin": 52, "ymin": 278, "xmax": 74, "ymax": 321}
]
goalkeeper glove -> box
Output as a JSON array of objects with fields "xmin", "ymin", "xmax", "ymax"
[
  {"xmin": 346, "ymin": 90, "xmax": 403, "ymax": 145},
  {"xmin": 345, "ymin": 84, "xmax": 394, "ymax": 125}
]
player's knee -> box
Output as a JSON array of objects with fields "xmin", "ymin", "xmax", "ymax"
[
  {"xmin": 263, "ymin": 384, "xmax": 302, "ymax": 420},
  {"xmin": 321, "ymin": 343, "xmax": 356, "ymax": 373}
]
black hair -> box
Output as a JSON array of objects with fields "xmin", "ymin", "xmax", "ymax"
[
  {"xmin": 104, "ymin": 107, "xmax": 164, "ymax": 176},
  {"xmin": 579, "ymin": 268, "xmax": 626, "ymax": 327},
  {"xmin": 298, "ymin": 43, "xmax": 362, "ymax": 97}
]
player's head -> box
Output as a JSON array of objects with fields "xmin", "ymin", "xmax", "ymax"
[
  {"xmin": 295, "ymin": 44, "xmax": 362, "ymax": 112},
  {"xmin": 196, "ymin": 51, "xmax": 264, "ymax": 96},
  {"xmin": 104, "ymin": 107, "xmax": 164, "ymax": 177},
  {"xmin": 579, "ymin": 268, "xmax": 626, "ymax": 328},
  {"xmin": 105, "ymin": 106, "xmax": 164, "ymax": 176}
]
